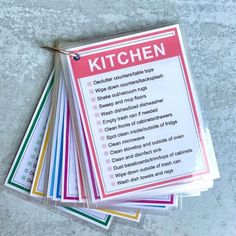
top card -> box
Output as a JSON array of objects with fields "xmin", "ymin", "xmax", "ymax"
[{"xmin": 66, "ymin": 25, "xmax": 210, "ymax": 199}]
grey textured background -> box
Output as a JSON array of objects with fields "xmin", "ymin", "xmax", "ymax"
[{"xmin": 0, "ymin": 0, "xmax": 236, "ymax": 235}]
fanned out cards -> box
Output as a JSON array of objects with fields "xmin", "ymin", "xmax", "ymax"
[{"xmin": 5, "ymin": 25, "xmax": 220, "ymax": 229}]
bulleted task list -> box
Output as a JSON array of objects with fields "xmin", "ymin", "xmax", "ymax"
[
  {"xmin": 68, "ymin": 26, "xmax": 213, "ymax": 199},
  {"xmin": 79, "ymin": 56, "xmax": 206, "ymax": 194},
  {"xmin": 4, "ymin": 25, "xmax": 219, "ymax": 228}
]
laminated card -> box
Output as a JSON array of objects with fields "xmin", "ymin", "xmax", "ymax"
[{"xmin": 60, "ymin": 25, "xmax": 217, "ymax": 201}]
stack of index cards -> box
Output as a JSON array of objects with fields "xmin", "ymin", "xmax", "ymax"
[{"xmin": 5, "ymin": 24, "xmax": 219, "ymax": 229}]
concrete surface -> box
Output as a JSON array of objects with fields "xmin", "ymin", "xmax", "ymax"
[{"xmin": 0, "ymin": 0, "xmax": 236, "ymax": 235}]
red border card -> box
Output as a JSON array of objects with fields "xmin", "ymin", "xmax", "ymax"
[{"xmin": 67, "ymin": 25, "xmax": 210, "ymax": 199}]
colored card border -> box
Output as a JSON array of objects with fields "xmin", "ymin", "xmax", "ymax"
[
  {"xmin": 5, "ymin": 75, "xmax": 54, "ymax": 192},
  {"xmin": 62, "ymin": 207, "xmax": 112, "ymax": 227},
  {"xmin": 67, "ymin": 25, "xmax": 210, "ymax": 199}
]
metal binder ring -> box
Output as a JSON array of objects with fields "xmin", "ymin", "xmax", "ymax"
[{"xmin": 41, "ymin": 46, "xmax": 80, "ymax": 60}]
